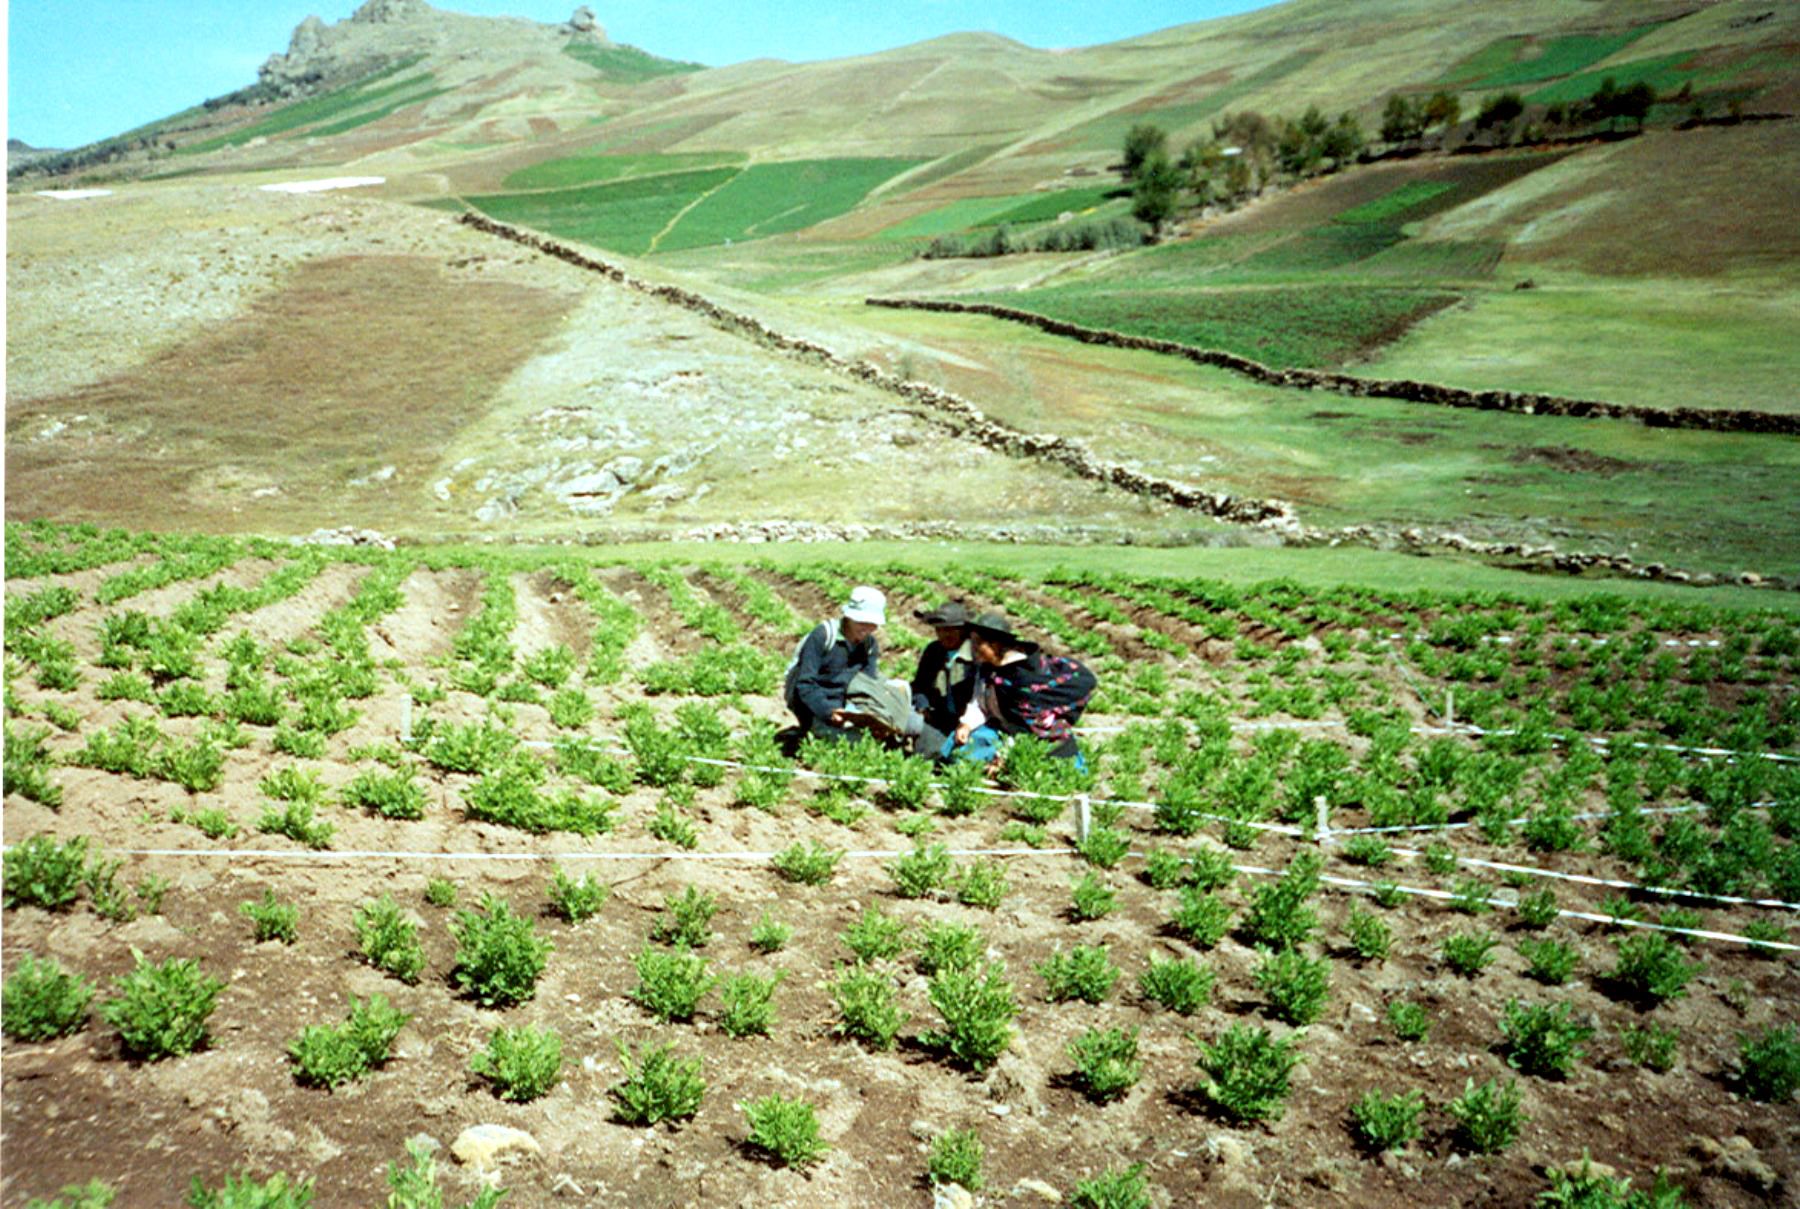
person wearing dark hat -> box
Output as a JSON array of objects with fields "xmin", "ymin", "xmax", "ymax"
[
  {"xmin": 910, "ymin": 600, "xmax": 977, "ymax": 739},
  {"xmin": 953, "ymin": 611, "xmax": 1097, "ymax": 762}
]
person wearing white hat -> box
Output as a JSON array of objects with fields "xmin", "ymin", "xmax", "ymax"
[{"xmin": 782, "ymin": 585, "xmax": 887, "ymax": 739}]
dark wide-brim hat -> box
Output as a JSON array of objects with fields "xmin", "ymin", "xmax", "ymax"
[
  {"xmin": 915, "ymin": 600, "xmax": 972, "ymax": 627},
  {"xmin": 969, "ymin": 611, "xmax": 1035, "ymax": 648}
]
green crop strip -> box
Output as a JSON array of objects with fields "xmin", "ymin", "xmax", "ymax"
[
  {"xmin": 1524, "ymin": 53, "xmax": 1709, "ymax": 107},
  {"xmin": 463, "ymin": 167, "xmax": 741, "ymax": 254},
  {"xmin": 177, "ymin": 57, "xmax": 429, "ymax": 154},
  {"xmin": 503, "ymin": 151, "xmax": 746, "ymax": 192},
  {"xmin": 654, "ymin": 157, "xmax": 926, "ymax": 252},
  {"xmin": 1060, "ymin": 50, "xmax": 1322, "ymax": 152},
  {"xmin": 561, "ymin": 42, "xmax": 705, "ymax": 82},
  {"xmin": 1437, "ymin": 25, "xmax": 1664, "ymax": 90}
]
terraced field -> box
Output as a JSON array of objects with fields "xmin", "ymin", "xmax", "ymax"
[{"xmin": 4, "ymin": 521, "xmax": 1797, "ymax": 1205}]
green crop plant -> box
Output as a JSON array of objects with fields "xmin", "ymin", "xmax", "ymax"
[
  {"xmin": 224, "ymin": 678, "xmax": 286, "ymax": 726},
  {"xmin": 4, "ymin": 723, "xmax": 62, "ymax": 807},
  {"xmin": 883, "ymin": 756, "xmax": 933, "ymax": 812},
  {"xmin": 1195, "ymin": 1023, "xmax": 1304, "ymax": 1123},
  {"xmin": 1069, "ymin": 870, "xmax": 1118, "ymax": 921},
  {"xmin": 749, "ymin": 909, "xmax": 790, "ymax": 953},
  {"xmin": 1516, "ymin": 887, "xmax": 1560, "ymax": 928},
  {"xmin": 832, "ymin": 963, "xmax": 906, "ymax": 1050},
  {"xmin": 1424, "ymin": 842, "xmax": 1458, "ymax": 876},
  {"xmin": 1441, "ymin": 930, "xmax": 1499, "ymax": 978},
  {"xmin": 1500, "ymin": 999, "xmax": 1594, "ymax": 1078},
  {"xmin": 100, "ymin": 951, "xmax": 223, "ymax": 1060},
  {"xmin": 1067, "ymin": 1025, "xmax": 1142, "ymax": 1103},
  {"xmin": 546, "ymin": 686, "xmax": 594, "ymax": 730},
  {"xmin": 424, "ymin": 719, "xmax": 517, "ymax": 775},
  {"xmin": 921, "ymin": 961, "xmax": 1016, "ymax": 1073},
  {"xmin": 20, "ymin": 1178, "xmax": 115, "ymax": 1209},
  {"xmin": 1254, "ymin": 947, "xmax": 1331, "ymax": 1024},
  {"xmin": 271, "ymin": 724, "xmax": 326, "ymax": 759},
  {"xmin": 240, "ymin": 890, "xmax": 299, "ymax": 945},
  {"xmin": 771, "ymin": 839, "xmax": 842, "ymax": 885},
  {"xmin": 1070, "ymin": 1163, "xmax": 1151, "ymax": 1209},
  {"xmin": 1733, "ymin": 1025, "xmax": 1800, "ymax": 1103},
  {"xmin": 916, "ymin": 921, "xmax": 984, "ymax": 976},
  {"xmin": 1609, "ymin": 933, "xmax": 1703, "ymax": 1005},
  {"xmin": 1340, "ymin": 836, "xmax": 1392, "ymax": 867},
  {"xmin": 3, "ymin": 953, "xmax": 95, "ymax": 1041},
  {"xmin": 1519, "ymin": 937, "xmax": 1578, "ymax": 985},
  {"xmin": 611, "ymin": 1040, "xmax": 705, "ymax": 1125},
  {"xmin": 733, "ymin": 770, "xmax": 789, "ymax": 813},
  {"xmin": 887, "ymin": 841, "xmax": 954, "ymax": 898},
  {"xmin": 653, "ymin": 886, "xmax": 718, "ymax": 948},
  {"xmin": 257, "ymin": 799, "xmax": 335, "ymax": 849},
  {"xmin": 80, "ymin": 856, "xmax": 139, "ymax": 923},
  {"xmin": 547, "ymin": 868, "xmax": 609, "ymax": 922},
  {"xmin": 451, "ymin": 893, "xmax": 551, "ymax": 1007},
  {"xmin": 4, "ymin": 834, "xmax": 91, "ymax": 910},
  {"xmin": 1351, "ymin": 1088, "xmax": 1425, "ymax": 1153},
  {"xmin": 1241, "ymin": 851, "xmax": 1322, "ymax": 949},
  {"xmin": 1138, "ymin": 954, "xmax": 1213, "ymax": 1015},
  {"xmin": 1343, "ymin": 906, "xmax": 1391, "ymax": 961},
  {"xmin": 1142, "ymin": 849, "xmax": 1189, "ymax": 890},
  {"xmin": 1446, "ymin": 1077, "xmax": 1525, "ymax": 1154},
  {"xmin": 1535, "ymin": 1156, "xmax": 1688, "ymax": 1209},
  {"xmin": 1170, "ymin": 887, "xmax": 1233, "ymax": 947},
  {"xmin": 999, "ymin": 822, "xmax": 1049, "ymax": 848},
  {"xmin": 96, "ymin": 672, "xmax": 156, "ymax": 703},
  {"xmin": 180, "ymin": 807, "xmax": 238, "ymax": 840},
  {"xmin": 936, "ymin": 759, "xmax": 986, "ymax": 816},
  {"xmin": 522, "ymin": 643, "xmax": 577, "ymax": 689},
  {"xmin": 1387, "ymin": 1000, "xmax": 1431, "ymax": 1042},
  {"xmin": 423, "ymin": 878, "xmax": 457, "ymax": 908},
  {"xmin": 1743, "ymin": 919, "xmax": 1789, "ymax": 955},
  {"xmin": 1621, "ymin": 1023, "xmax": 1679, "ymax": 1073},
  {"xmin": 631, "ymin": 945, "xmax": 715, "ymax": 1022},
  {"xmin": 840, "ymin": 905, "xmax": 907, "ymax": 962},
  {"xmin": 621, "ymin": 707, "xmax": 692, "ymax": 787},
  {"xmin": 717, "ymin": 970, "xmax": 783, "ymax": 1038},
  {"xmin": 740, "ymin": 1093, "xmax": 827, "ymax": 1169},
  {"xmin": 184, "ymin": 1171, "xmax": 315, "ymax": 1208},
  {"xmin": 1037, "ymin": 945, "xmax": 1121, "ymax": 1004},
  {"xmin": 470, "ymin": 1023, "xmax": 563, "ymax": 1101},
  {"xmin": 354, "ymin": 894, "xmax": 426, "ymax": 983},
  {"xmin": 384, "ymin": 1139, "xmax": 505, "ymax": 1209},
  {"xmin": 554, "ymin": 737, "xmax": 633, "ymax": 792},
  {"xmin": 70, "ymin": 716, "xmax": 162, "ymax": 778},
  {"xmin": 288, "ymin": 994, "xmax": 410, "ymax": 1088},
  {"xmin": 1187, "ymin": 845, "xmax": 1237, "ymax": 891},
  {"xmin": 927, "ymin": 1127, "xmax": 984, "ymax": 1191},
  {"xmin": 155, "ymin": 680, "xmax": 217, "ymax": 719},
  {"xmin": 956, "ymin": 860, "xmax": 1009, "ymax": 910},
  {"xmin": 648, "ymin": 799, "xmax": 699, "ymax": 849},
  {"xmin": 341, "ymin": 768, "xmax": 425, "ymax": 820},
  {"xmin": 1450, "ymin": 878, "xmax": 1496, "ymax": 915},
  {"xmin": 1077, "ymin": 826, "xmax": 1131, "ymax": 870}
]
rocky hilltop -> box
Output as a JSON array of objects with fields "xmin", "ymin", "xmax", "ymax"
[{"xmin": 258, "ymin": 0, "xmax": 608, "ymax": 99}]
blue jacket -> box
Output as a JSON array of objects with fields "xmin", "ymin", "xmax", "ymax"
[{"xmin": 785, "ymin": 621, "xmax": 879, "ymax": 726}]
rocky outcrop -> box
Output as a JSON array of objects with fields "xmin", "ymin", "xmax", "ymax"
[
  {"xmin": 566, "ymin": 6, "xmax": 606, "ymax": 38},
  {"xmin": 865, "ymin": 297, "xmax": 1800, "ymax": 437}
]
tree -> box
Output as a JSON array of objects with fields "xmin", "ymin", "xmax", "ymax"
[
  {"xmin": 1321, "ymin": 112, "xmax": 1364, "ymax": 165},
  {"xmin": 1616, "ymin": 81, "xmax": 1656, "ymax": 131},
  {"xmin": 1177, "ymin": 140, "xmax": 1223, "ymax": 205},
  {"xmin": 1121, "ymin": 123, "xmax": 1168, "ymax": 180},
  {"xmin": 1381, "ymin": 94, "xmax": 1426, "ymax": 144},
  {"xmin": 1423, "ymin": 90, "xmax": 1462, "ymax": 133},
  {"xmin": 1474, "ymin": 91, "xmax": 1525, "ymax": 141},
  {"xmin": 1130, "ymin": 150, "xmax": 1183, "ymax": 231}
]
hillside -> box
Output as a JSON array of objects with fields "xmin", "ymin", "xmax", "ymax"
[{"xmin": 8, "ymin": 0, "xmax": 1800, "ymax": 589}]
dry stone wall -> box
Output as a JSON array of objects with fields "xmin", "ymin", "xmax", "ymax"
[
  {"xmin": 455, "ymin": 213, "xmax": 1792, "ymax": 591},
  {"xmin": 865, "ymin": 298, "xmax": 1800, "ymax": 437}
]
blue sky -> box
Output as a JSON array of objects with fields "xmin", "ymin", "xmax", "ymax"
[{"xmin": 9, "ymin": 1, "xmax": 1272, "ymax": 148}]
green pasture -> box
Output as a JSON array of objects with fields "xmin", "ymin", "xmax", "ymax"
[
  {"xmin": 960, "ymin": 283, "xmax": 1460, "ymax": 369},
  {"xmin": 655, "ymin": 158, "xmax": 925, "ymax": 252},
  {"xmin": 1523, "ymin": 53, "xmax": 1711, "ymax": 106},
  {"xmin": 561, "ymin": 42, "xmax": 706, "ymax": 82},
  {"xmin": 1056, "ymin": 50, "xmax": 1322, "ymax": 152},
  {"xmin": 1437, "ymin": 25, "xmax": 1663, "ymax": 90},
  {"xmin": 1356, "ymin": 278, "xmax": 1800, "ymax": 415},
  {"xmin": 874, "ymin": 186, "xmax": 1123, "ymax": 242},
  {"xmin": 177, "ymin": 58, "xmax": 429, "ymax": 154},
  {"xmin": 463, "ymin": 167, "xmax": 738, "ymax": 254},
  {"xmin": 503, "ymin": 151, "xmax": 745, "ymax": 192}
]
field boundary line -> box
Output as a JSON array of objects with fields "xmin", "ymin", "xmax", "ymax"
[{"xmin": 96, "ymin": 845, "xmax": 1076, "ymax": 861}]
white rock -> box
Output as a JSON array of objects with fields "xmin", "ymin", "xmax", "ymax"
[{"xmin": 451, "ymin": 1124, "xmax": 541, "ymax": 1171}]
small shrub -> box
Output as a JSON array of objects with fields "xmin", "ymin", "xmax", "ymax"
[
  {"xmin": 1441, "ymin": 930, "xmax": 1499, "ymax": 978},
  {"xmin": 3, "ymin": 834, "xmax": 90, "ymax": 911},
  {"xmin": 3, "ymin": 953, "xmax": 94, "ymax": 1041},
  {"xmin": 1621, "ymin": 1023, "xmax": 1679, "ymax": 1073},
  {"xmin": 1500, "ymin": 999, "xmax": 1594, "ymax": 1078},
  {"xmin": 1352, "ymin": 1088, "xmax": 1425, "ymax": 1153},
  {"xmin": 1071, "ymin": 1163, "xmax": 1151, "ymax": 1209},
  {"xmin": 354, "ymin": 894, "xmax": 425, "ymax": 983},
  {"xmin": 1070, "ymin": 870, "xmax": 1117, "ymax": 921},
  {"xmin": 741, "ymin": 1094, "xmax": 827, "ymax": 1168},
  {"xmin": 288, "ymin": 994, "xmax": 409, "ymax": 1088},
  {"xmin": 1138, "ymin": 954, "xmax": 1213, "ymax": 1015},
  {"xmin": 653, "ymin": 886, "xmax": 718, "ymax": 948},
  {"xmin": 1344, "ymin": 906, "xmax": 1391, "ymax": 961},
  {"xmin": 547, "ymin": 868, "xmax": 609, "ymax": 922},
  {"xmin": 423, "ymin": 878, "xmax": 457, "ymax": 908},
  {"xmin": 921, "ymin": 962, "xmax": 1016, "ymax": 1073},
  {"xmin": 611, "ymin": 1040, "xmax": 705, "ymax": 1125},
  {"xmin": 1734, "ymin": 1025, "xmax": 1800, "ymax": 1103},
  {"xmin": 1520, "ymin": 937, "xmax": 1578, "ymax": 986},
  {"xmin": 1240, "ymin": 851, "xmax": 1321, "ymax": 949},
  {"xmin": 100, "ymin": 952, "xmax": 223, "ymax": 1060},
  {"xmin": 1038, "ymin": 945, "xmax": 1121, "ymax": 1005},
  {"xmin": 1187, "ymin": 845, "xmax": 1237, "ymax": 890},
  {"xmin": 928, "ymin": 1127, "xmax": 984, "ymax": 1191},
  {"xmin": 451, "ymin": 894, "xmax": 552, "ymax": 1007},
  {"xmin": 470, "ymin": 1023, "xmax": 563, "ymax": 1101},
  {"xmin": 916, "ymin": 921, "xmax": 984, "ymax": 976},
  {"xmin": 240, "ymin": 890, "xmax": 299, "ymax": 945},
  {"xmin": 631, "ymin": 945, "xmax": 715, "ymax": 1022},
  {"xmin": 1254, "ymin": 947, "xmax": 1330, "ymax": 1025},
  {"xmin": 256, "ymin": 800, "xmax": 334, "ymax": 849},
  {"xmin": 749, "ymin": 909, "xmax": 790, "ymax": 953},
  {"xmin": 832, "ymin": 963, "xmax": 906, "ymax": 1050},
  {"xmin": 1388, "ymin": 1000, "xmax": 1431, "ymax": 1042},
  {"xmin": 1170, "ymin": 887, "xmax": 1233, "ymax": 947},
  {"xmin": 1195, "ymin": 1023, "xmax": 1304, "ymax": 1123},
  {"xmin": 770, "ymin": 840, "xmax": 842, "ymax": 886},
  {"xmin": 957, "ymin": 859, "xmax": 1009, "ymax": 910},
  {"xmin": 184, "ymin": 808, "xmax": 238, "ymax": 840},
  {"xmin": 887, "ymin": 841, "xmax": 954, "ymax": 898},
  {"xmin": 1446, "ymin": 1077, "xmax": 1525, "ymax": 1154},
  {"xmin": 1077, "ymin": 826, "xmax": 1131, "ymax": 870},
  {"xmin": 1609, "ymin": 933, "xmax": 1703, "ymax": 1005},
  {"xmin": 717, "ymin": 970, "xmax": 783, "ymax": 1038},
  {"xmin": 341, "ymin": 768, "xmax": 425, "ymax": 820},
  {"xmin": 1067, "ymin": 1026, "xmax": 1141, "ymax": 1102},
  {"xmin": 840, "ymin": 905, "xmax": 907, "ymax": 962}
]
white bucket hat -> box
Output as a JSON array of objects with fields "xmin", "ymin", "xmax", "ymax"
[{"xmin": 842, "ymin": 585, "xmax": 886, "ymax": 626}]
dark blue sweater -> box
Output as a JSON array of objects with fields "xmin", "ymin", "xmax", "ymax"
[{"xmin": 787, "ymin": 622, "xmax": 879, "ymax": 726}]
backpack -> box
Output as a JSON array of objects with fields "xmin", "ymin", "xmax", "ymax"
[{"xmin": 782, "ymin": 621, "xmax": 837, "ymax": 710}]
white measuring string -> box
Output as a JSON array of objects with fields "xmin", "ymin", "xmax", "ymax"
[
  {"xmin": 1331, "ymin": 798, "xmax": 1776, "ymax": 838},
  {"xmin": 104, "ymin": 844, "xmax": 1078, "ymax": 862}
]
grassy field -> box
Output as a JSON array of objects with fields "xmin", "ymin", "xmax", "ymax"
[
  {"xmin": 561, "ymin": 42, "xmax": 706, "ymax": 82},
  {"xmin": 177, "ymin": 58, "xmax": 430, "ymax": 155},
  {"xmin": 653, "ymin": 158, "xmax": 925, "ymax": 251},
  {"xmin": 1436, "ymin": 24, "xmax": 1665, "ymax": 90},
  {"xmin": 464, "ymin": 167, "xmax": 739, "ymax": 254},
  {"xmin": 502, "ymin": 151, "xmax": 746, "ymax": 192}
]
